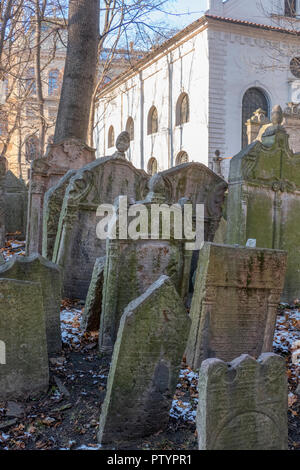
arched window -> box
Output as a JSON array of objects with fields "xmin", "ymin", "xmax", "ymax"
[
  {"xmin": 25, "ymin": 136, "xmax": 39, "ymax": 162},
  {"xmin": 175, "ymin": 151, "xmax": 189, "ymax": 166},
  {"xmin": 126, "ymin": 117, "xmax": 134, "ymax": 141},
  {"xmin": 176, "ymin": 93, "xmax": 189, "ymax": 126},
  {"xmin": 26, "ymin": 67, "xmax": 36, "ymax": 95},
  {"xmin": 147, "ymin": 157, "xmax": 158, "ymax": 176},
  {"xmin": 108, "ymin": 125, "xmax": 115, "ymax": 148},
  {"xmin": 147, "ymin": 106, "xmax": 158, "ymax": 135},
  {"xmin": 48, "ymin": 69, "xmax": 59, "ymax": 96},
  {"xmin": 242, "ymin": 87, "xmax": 269, "ymax": 148}
]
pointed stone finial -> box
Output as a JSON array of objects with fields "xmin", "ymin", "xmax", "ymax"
[{"xmin": 271, "ymin": 105, "xmax": 283, "ymax": 126}]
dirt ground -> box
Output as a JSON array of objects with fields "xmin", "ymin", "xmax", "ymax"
[{"xmin": 0, "ymin": 239, "xmax": 299, "ymax": 451}]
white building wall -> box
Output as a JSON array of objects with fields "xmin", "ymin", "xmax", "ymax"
[
  {"xmin": 95, "ymin": 1, "xmax": 300, "ymax": 179},
  {"xmin": 95, "ymin": 29, "xmax": 210, "ymax": 173},
  {"xmin": 208, "ymin": 0, "xmax": 300, "ymax": 29}
]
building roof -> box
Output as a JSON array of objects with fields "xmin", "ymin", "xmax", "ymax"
[
  {"xmin": 205, "ymin": 14, "xmax": 300, "ymax": 36},
  {"xmin": 96, "ymin": 13, "xmax": 300, "ymax": 99}
]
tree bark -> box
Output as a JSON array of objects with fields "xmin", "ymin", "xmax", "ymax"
[{"xmin": 54, "ymin": 0, "xmax": 99, "ymax": 144}]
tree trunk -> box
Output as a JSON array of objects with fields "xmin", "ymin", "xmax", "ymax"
[
  {"xmin": 34, "ymin": 0, "xmax": 45, "ymax": 156},
  {"xmin": 54, "ymin": 0, "xmax": 99, "ymax": 144}
]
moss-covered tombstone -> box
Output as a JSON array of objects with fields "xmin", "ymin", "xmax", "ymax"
[
  {"xmin": 186, "ymin": 243, "xmax": 287, "ymax": 369},
  {"xmin": 98, "ymin": 275, "xmax": 191, "ymax": 446},
  {"xmin": 0, "ymin": 254, "xmax": 62, "ymax": 355},
  {"xmin": 197, "ymin": 354, "xmax": 288, "ymax": 450},
  {"xmin": 226, "ymin": 106, "xmax": 300, "ymax": 302},
  {"xmin": 98, "ymin": 174, "xmax": 193, "ymax": 357},
  {"xmin": 52, "ymin": 140, "xmax": 149, "ymax": 300},
  {"xmin": 0, "ymin": 278, "xmax": 49, "ymax": 400}
]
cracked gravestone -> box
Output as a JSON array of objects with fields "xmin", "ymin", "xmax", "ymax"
[{"xmin": 98, "ymin": 275, "xmax": 191, "ymax": 446}]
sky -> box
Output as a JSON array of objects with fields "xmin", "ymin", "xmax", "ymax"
[{"xmin": 162, "ymin": 0, "xmax": 208, "ymax": 28}]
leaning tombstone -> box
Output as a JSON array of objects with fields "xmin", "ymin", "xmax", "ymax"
[
  {"xmin": 52, "ymin": 132, "xmax": 149, "ymax": 299},
  {"xmin": 98, "ymin": 275, "xmax": 191, "ymax": 446},
  {"xmin": 226, "ymin": 105, "xmax": 300, "ymax": 302},
  {"xmin": 197, "ymin": 353, "xmax": 288, "ymax": 450},
  {"xmin": 26, "ymin": 138, "xmax": 95, "ymax": 255},
  {"xmin": 80, "ymin": 257, "xmax": 106, "ymax": 332},
  {"xmin": 0, "ymin": 278, "xmax": 49, "ymax": 399},
  {"xmin": 99, "ymin": 174, "xmax": 194, "ymax": 357},
  {"xmin": 42, "ymin": 169, "xmax": 77, "ymax": 260},
  {"xmin": 0, "ymin": 254, "xmax": 62, "ymax": 355},
  {"xmin": 186, "ymin": 243, "xmax": 287, "ymax": 369}
]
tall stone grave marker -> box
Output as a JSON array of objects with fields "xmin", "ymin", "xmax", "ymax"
[
  {"xmin": 98, "ymin": 275, "xmax": 191, "ymax": 446},
  {"xmin": 226, "ymin": 105, "xmax": 300, "ymax": 302},
  {"xmin": 186, "ymin": 243, "xmax": 287, "ymax": 369},
  {"xmin": 99, "ymin": 174, "xmax": 193, "ymax": 357},
  {"xmin": 4, "ymin": 171, "xmax": 28, "ymax": 238},
  {"xmin": 0, "ymin": 278, "xmax": 49, "ymax": 399},
  {"xmin": 197, "ymin": 354, "xmax": 288, "ymax": 450},
  {"xmin": 0, "ymin": 254, "xmax": 62, "ymax": 355},
  {"xmin": 52, "ymin": 133, "xmax": 149, "ymax": 299},
  {"xmin": 26, "ymin": 138, "xmax": 95, "ymax": 255}
]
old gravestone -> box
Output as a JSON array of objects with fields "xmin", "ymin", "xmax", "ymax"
[
  {"xmin": 0, "ymin": 157, "xmax": 8, "ymax": 247},
  {"xmin": 42, "ymin": 169, "xmax": 77, "ymax": 260},
  {"xmin": 160, "ymin": 162, "xmax": 227, "ymax": 242},
  {"xmin": 0, "ymin": 254, "xmax": 62, "ymax": 355},
  {"xmin": 26, "ymin": 138, "xmax": 95, "ymax": 255},
  {"xmin": 226, "ymin": 105, "xmax": 300, "ymax": 302},
  {"xmin": 52, "ymin": 133, "xmax": 149, "ymax": 299},
  {"xmin": 80, "ymin": 257, "xmax": 105, "ymax": 332},
  {"xmin": 0, "ymin": 278, "xmax": 49, "ymax": 399},
  {"xmin": 186, "ymin": 243, "xmax": 287, "ymax": 369},
  {"xmin": 98, "ymin": 174, "xmax": 193, "ymax": 357},
  {"xmin": 98, "ymin": 275, "xmax": 191, "ymax": 446},
  {"xmin": 4, "ymin": 171, "xmax": 28, "ymax": 238},
  {"xmin": 43, "ymin": 134, "xmax": 226, "ymax": 300},
  {"xmin": 197, "ymin": 353, "xmax": 288, "ymax": 450}
]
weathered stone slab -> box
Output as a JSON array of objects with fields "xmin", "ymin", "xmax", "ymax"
[
  {"xmin": 186, "ymin": 243, "xmax": 287, "ymax": 369},
  {"xmin": 226, "ymin": 107, "xmax": 300, "ymax": 302},
  {"xmin": 197, "ymin": 354, "xmax": 288, "ymax": 450},
  {"xmin": 99, "ymin": 174, "xmax": 193, "ymax": 356},
  {"xmin": 4, "ymin": 171, "xmax": 28, "ymax": 238},
  {"xmin": 26, "ymin": 138, "xmax": 95, "ymax": 256},
  {"xmin": 98, "ymin": 275, "xmax": 191, "ymax": 446},
  {"xmin": 0, "ymin": 254, "xmax": 62, "ymax": 355},
  {"xmin": 160, "ymin": 163, "xmax": 227, "ymax": 241},
  {"xmin": 52, "ymin": 137, "xmax": 149, "ymax": 300},
  {"xmin": 0, "ymin": 278, "xmax": 49, "ymax": 399},
  {"xmin": 80, "ymin": 257, "xmax": 105, "ymax": 332}
]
